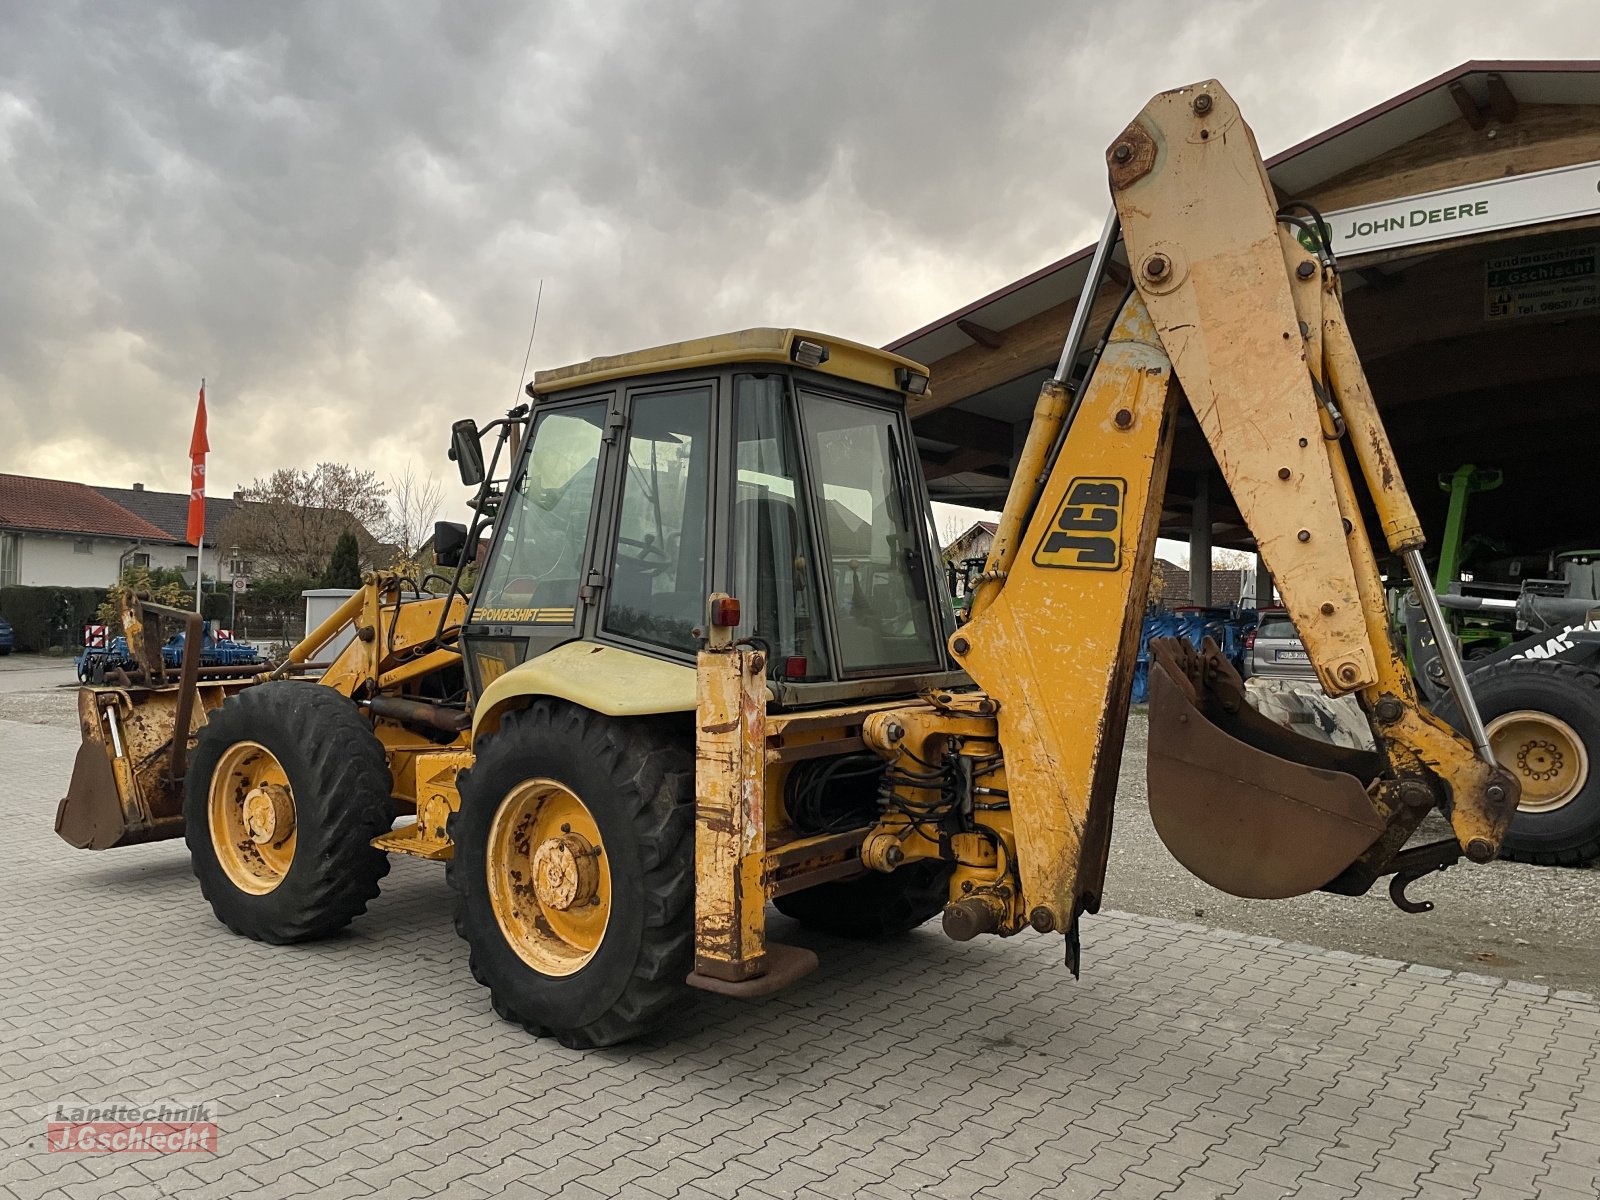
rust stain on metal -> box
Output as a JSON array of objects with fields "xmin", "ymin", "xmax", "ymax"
[{"xmin": 1106, "ymin": 119, "xmax": 1157, "ymax": 190}]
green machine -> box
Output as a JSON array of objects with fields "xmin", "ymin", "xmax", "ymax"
[{"xmin": 1400, "ymin": 464, "xmax": 1600, "ymax": 867}]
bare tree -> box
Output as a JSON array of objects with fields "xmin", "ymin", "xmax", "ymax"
[
  {"xmin": 221, "ymin": 463, "xmax": 390, "ymax": 578},
  {"xmin": 932, "ymin": 501, "xmax": 999, "ymax": 550},
  {"xmin": 1147, "ymin": 559, "xmax": 1167, "ymax": 607},
  {"xmin": 384, "ymin": 465, "xmax": 445, "ymax": 562}
]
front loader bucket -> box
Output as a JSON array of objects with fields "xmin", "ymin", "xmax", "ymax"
[
  {"xmin": 56, "ymin": 685, "xmax": 206, "ymax": 850},
  {"xmin": 1146, "ymin": 638, "xmax": 1387, "ymax": 899},
  {"xmin": 57, "ymin": 738, "xmax": 144, "ymax": 850}
]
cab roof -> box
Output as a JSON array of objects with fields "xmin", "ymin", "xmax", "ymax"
[{"xmin": 532, "ymin": 327, "xmax": 929, "ymax": 397}]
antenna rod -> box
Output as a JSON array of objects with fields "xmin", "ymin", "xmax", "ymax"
[{"xmin": 516, "ymin": 280, "xmax": 544, "ymax": 406}]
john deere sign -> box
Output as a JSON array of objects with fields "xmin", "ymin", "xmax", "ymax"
[{"xmin": 1300, "ymin": 159, "xmax": 1600, "ymax": 257}]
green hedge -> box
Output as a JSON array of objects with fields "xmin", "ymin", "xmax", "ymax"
[
  {"xmin": 231, "ymin": 574, "xmax": 317, "ymax": 643},
  {"xmin": 0, "ymin": 585, "xmax": 108, "ymax": 653}
]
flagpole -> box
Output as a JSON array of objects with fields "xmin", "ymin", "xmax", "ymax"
[{"xmin": 193, "ymin": 377, "xmax": 206, "ymax": 615}]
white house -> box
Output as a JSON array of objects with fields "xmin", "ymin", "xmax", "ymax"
[
  {"xmin": 94, "ymin": 483, "xmax": 233, "ymax": 583},
  {"xmin": 0, "ymin": 473, "xmax": 187, "ymax": 588}
]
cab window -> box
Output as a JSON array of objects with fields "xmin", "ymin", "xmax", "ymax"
[
  {"xmin": 474, "ymin": 402, "xmax": 606, "ymax": 621},
  {"xmin": 603, "ymin": 386, "xmax": 713, "ymax": 652},
  {"xmin": 799, "ymin": 390, "xmax": 942, "ymax": 674},
  {"xmin": 732, "ymin": 375, "xmax": 831, "ymax": 680}
]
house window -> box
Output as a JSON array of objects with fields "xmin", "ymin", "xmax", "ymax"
[
  {"xmin": 0, "ymin": 533, "xmax": 16, "ymax": 587},
  {"xmin": 186, "ymin": 555, "xmax": 199, "ymax": 576},
  {"xmin": 74, "ymin": 538, "xmax": 93, "ymax": 555},
  {"xmin": 131, "ymin": 552, "xmax": 150, "ymax": 569}
]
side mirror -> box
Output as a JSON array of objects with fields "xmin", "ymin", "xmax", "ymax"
[
  {"xmin": 448, "ymin": 419, "xmax": 486, "ymax": 486},
  {"xmin": 433, "ymin": 520, "xmax": 469, "ymax": 568}
]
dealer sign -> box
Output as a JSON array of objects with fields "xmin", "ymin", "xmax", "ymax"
[{"xmin": 1303, "ymin": 159, "xmax": 1600, "ymax": 258}]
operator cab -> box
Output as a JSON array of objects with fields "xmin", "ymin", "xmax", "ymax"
[{"xmin": 458, "ymin": 328, "xmax": 963, "ymax": 707}]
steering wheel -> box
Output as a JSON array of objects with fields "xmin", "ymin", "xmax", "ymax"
[{"xmin": 617, "ymin": 536, "xmax": 671, "ymax": 576}]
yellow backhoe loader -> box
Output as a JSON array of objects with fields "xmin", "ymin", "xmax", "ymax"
[{"xmin": 59, "ymin": 81, "xmax": 1519, "ymax": 1048}]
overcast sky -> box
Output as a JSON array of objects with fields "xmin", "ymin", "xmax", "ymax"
[{"xmin": 3, "ymin": 1, "xmax": 1596, "ymax": 513}]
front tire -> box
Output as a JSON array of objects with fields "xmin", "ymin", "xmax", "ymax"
[
  {"xmin": 185, "ymin": 682, "xmax": 394, "ymax": 942},
  {"xmin": 448, "ymin": 702, "xmax": 694, "ymax": 1048},
  {"xmin": 1437, "ymin": 660, "xmax": 1600, "ymax": 866}
]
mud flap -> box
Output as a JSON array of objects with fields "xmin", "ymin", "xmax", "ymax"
[{"xmin": 1146, "ymin": 638, "xmax": 1388, "ymax": 899}]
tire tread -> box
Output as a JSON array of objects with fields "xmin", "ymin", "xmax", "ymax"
[
  {"xmin": 447, "ymin": 702, "xmax": 694, "ymax": 1048},
  {"xmin": 185, "ymin": 682, "xmax": 393, "ymax": 943}
]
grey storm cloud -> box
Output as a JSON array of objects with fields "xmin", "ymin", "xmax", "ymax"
[{"xmin": 1, "ymin": 0, "xmax": 1594, "ymax": 502}]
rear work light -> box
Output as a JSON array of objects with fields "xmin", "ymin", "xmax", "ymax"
[
  {"xmin": 895, "ymin": 367, "xmax": 930, "ymax": 396},
  {"xmin": 791, "ymin": 338, "xmax": 830, "ymax": 367}
]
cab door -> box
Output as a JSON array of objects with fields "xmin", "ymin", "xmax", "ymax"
[
  {"xmin": 461, "ymin": 395, "xmax": 613, "ymax": 695},
  {"xmin": 595, "ymin": 380, "xmax": 716, "ymax": 661}
]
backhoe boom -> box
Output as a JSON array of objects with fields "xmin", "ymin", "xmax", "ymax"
[{"xmin": 886, "ymin": 80, "xmax": 1520, "ymax": 953}]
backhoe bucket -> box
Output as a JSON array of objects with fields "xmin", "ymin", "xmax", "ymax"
[{"xmin": 1145, "ymin": 638, "xmax": 1388, "ymax": 899}]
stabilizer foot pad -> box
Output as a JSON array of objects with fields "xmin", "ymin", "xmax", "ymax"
[{"xmin": 686, "ymin": 943, "xmax": 818, "ymax": 999}]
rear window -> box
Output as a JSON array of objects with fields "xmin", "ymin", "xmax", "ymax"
[{"xmin": 1256, "ymin": 618, "xmax": 1299, "ymax": 640}]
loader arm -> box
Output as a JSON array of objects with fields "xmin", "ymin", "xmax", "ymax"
[{"xmin": 878, "ymin": 81, "xmax": 1519, "ymax": 955}]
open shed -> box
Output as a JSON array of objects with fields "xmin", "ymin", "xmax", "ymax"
[{"xmin": 893, "ymin": 61, "xmax": 1600, "ymax": 602}]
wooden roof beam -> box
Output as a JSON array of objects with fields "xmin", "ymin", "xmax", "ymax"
[
  {"xmin": 955, "ymin": 319, "xmax": 1004, "ymax": 350},
  {"xmin": 911, "ymin": 287, "xmax": 1125, "ymax": 419},
  {"xmin": 923, "ymin": 446, "xmax": 1011, "ymax": 482},
  {"xmin": 1485, "ymin": 73, "xmax": 1519, "ymax": 123},
  {"xmin": 1449, "ymin": 81, "xmax": 1486, "ymax": 130},
  {"xmin": 913, "ymin": 406, "xmax": 1015, "ymax": 456}
]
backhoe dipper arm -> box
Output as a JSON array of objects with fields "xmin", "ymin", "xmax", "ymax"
[{"xmin": 928, "ymin": 81, "xmax": 1518, "ymax": 949}]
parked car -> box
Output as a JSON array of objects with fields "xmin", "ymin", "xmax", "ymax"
[
  {"xmin": 1244, "ymin": 608, "xmax": 1317, "ymax": 680},
  {"xmin": 0, "ymin": 615, "xmax": 12, "ymax": 655}
]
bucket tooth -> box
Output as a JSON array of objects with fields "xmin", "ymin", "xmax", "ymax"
[{"xmin": 1146, "ymin": 638, "xmax": 1387, "ymax": 899}]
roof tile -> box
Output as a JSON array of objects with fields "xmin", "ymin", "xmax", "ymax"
[
  {"xmin": 0, "ymin": 474, "xmax": 178, "ymax": 542},
  {"xmin": 94, "ymin": 486, "xmax": 236, "ymax": 544}
]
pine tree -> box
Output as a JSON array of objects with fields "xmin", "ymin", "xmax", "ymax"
[{"xmin": 322, "ymin": 529, "xmax": 362, "ymax": 589}]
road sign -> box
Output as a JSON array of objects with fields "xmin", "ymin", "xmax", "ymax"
[{"xmin": 232, "ymin": 576, "xmax": 248, "ymax": 594}]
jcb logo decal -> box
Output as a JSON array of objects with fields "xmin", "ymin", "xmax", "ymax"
[{"xmin": 1032, "ymin": 477, "xmax": 1124, "ymax": 571}]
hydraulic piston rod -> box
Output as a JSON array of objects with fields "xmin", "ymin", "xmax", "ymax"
[{"xmin": 1403, "ymin": 547, "xmax": 1495, "ymax": 762}]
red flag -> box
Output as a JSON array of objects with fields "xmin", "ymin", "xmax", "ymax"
[{"xmin": 186, "ymin": 382, "xmax": 208, "ymax": 546}]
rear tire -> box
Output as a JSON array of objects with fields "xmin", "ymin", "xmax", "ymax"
[
  {"xmin": 773, "ymin": 859, "xmax": 953, "ymax": 938},
  {"xmin": 1437, "ymin": 660, "xmax": 1600, "ymax": 866},
  {"xmin": 448, "ymin": 702, "xmax": 695, "ymax": 1048},
  {"xmin": 185, "ymin": 682, "xmax": 394, "ymax": 942}
]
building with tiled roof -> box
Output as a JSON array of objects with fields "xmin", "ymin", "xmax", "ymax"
[
  {"xmin": 0, "ymin": 474, "xmax": 221, "ymax": 589},
  {"xmin": 0, "ymin": 474, "xmax": 173, "ymax": 543},
  {"xmin": 2, "ymin": 471, "xmax": 392, "ymax": 593},
  {"xmin": 94, "ymin": 483, "xmax": 237, "ymax": 547}
]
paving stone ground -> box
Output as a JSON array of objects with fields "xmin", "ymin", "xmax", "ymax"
[{"xmin": 2, "ymin": 716, "xmax": 1598, "ymax": 1200}]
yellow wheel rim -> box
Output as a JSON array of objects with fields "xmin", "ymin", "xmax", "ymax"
[
  {"xmin": 208, "ymin": 741, "xmax": 298, "ymax": 894},
  {"xmin": 487, "ymin": 778, "xmax": 610, "ymax": 977},
  {"xmin": 1487, "ymin": 709, "xmax": 1590, "ymax": 814}
]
